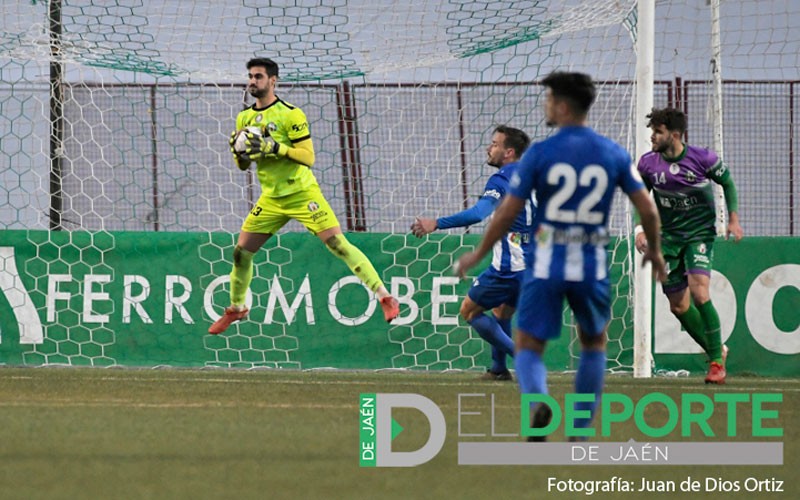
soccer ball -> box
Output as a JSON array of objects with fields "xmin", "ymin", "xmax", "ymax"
[{"xmin": 233, "ymin": 126, "xmax": 262, "ymax": 156}]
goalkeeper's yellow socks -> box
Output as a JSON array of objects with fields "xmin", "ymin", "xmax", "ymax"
[
  {"xmin": 697, "ymin": 300, "xmax": 724, "ymax": 363},
  {"xmin": 325, "ymin": 234, "xmax": 384, "ymax": 292},
  {"xmin": 676, "ymin": 303, "xmax": 708, "ymax": 351},
  {"xmin": 229, "ymin": 246, "xmax": 255, "ymax": 307}
]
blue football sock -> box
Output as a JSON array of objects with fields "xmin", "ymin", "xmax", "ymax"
[
  {"xmin": 468, "ymin": 314, "xmax": 514, "ymax": 372},
  {"xmin": 515, "ymin": 349, "xmax": 547, "ymax": 395},
  {"xmin": 491, "ymin": 317, "xmax": 514, "ymax": 372},
  {"xmin": 497, "ymin": 317, "xmax": 513, "ymax": 339},
  {"xmin": 489, "ymin": 347, "xmax": 506, "ymax": 373},
  {"xmin": 573, "ymin": 350, "xmax": 606, "ymax": 429}
]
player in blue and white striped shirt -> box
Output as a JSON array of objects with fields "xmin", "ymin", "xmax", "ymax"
[
  {"xmin": 457, "ymin": 72, "xmax": 666, "ymax": 439},
  {"xmin": 412, "ymin": 126, "xmax": 533, "ymax": 380}
]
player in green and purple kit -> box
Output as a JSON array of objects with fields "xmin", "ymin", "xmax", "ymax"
[{"xmin": 635, "ymin": 107, "xmax": 744, "ymax": 384}]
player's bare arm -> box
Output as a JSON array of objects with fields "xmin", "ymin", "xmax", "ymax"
[
  {"xmin": 634, "ymin": 230, "xmax": 647, "ymax": 253},
  {"xmin": 411, "ymin": 217, "xmax": 437, "ymax": 237},
  {"xmin": 727, "ymin": 211, "xmax": 744, "ymax": 242}
]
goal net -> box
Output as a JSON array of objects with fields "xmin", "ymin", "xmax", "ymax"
[{"xmin": 1, "ymin": 1, "xmax": 796, "ymax": 372}]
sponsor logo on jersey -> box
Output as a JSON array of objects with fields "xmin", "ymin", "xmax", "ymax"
[
  {"xmin": 698, "ymin": 243, "xmax": 707, "ymax": 254},
  {"xmin": 685, "ymin": 170, "xmax": 697, "ymax": 183},
  {"xmin": 535, "ymin": 225, "xmax": 553, "ymax": 246},
  {"xmin": 483, "ymin": 189, "xmax": 502, "ymax": 199},
  {"xmin": 508, "ymin": 232, "xmax": 523, "ymax": 246},
  {"xmin": 659, "ymin": 195, "xmax": 699, "ymax": 210},
  {"xmin": 291, "ymin": 122, "xmax": 308, "ymax": 133},
  {"xmin": 310, "ymin": 210, "xmax": 328, "ymax": 222},
  {"xmin": 675, "ymin": 196, "xmax": 699, "ymax": 209},
  {"xmin": 267, "ymin": 122, "xmax": 278, "ymax": 133}
]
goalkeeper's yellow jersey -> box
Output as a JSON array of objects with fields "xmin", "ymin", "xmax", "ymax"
[{"xmin": 235, "ymin": 98, "xmax": 317, "ymax": 198}]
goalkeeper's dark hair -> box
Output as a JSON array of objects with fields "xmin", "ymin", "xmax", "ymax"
[
  {"xmin": 541, "ymin": 71, "xmax": 596, "ymax": 115},
  {"xmin": 247, "ymin": 57, "xmax": 279, "ymax": 77},
  {"xmin": 494, "ymin": 125, "xmax": 531, "ymax": 158},
  {"xmin": 646, "ymin": 107, "xmax": 687, "ymax": 135}
]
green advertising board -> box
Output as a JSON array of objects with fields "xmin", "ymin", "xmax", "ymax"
[{"xmin": 0, "ymin": 230, "xmax": 797, "ymax": 376}]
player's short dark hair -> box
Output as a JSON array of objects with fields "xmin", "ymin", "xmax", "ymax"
[
  {"xmin": 541, "ymin": 71, "xmax": 596, "ymax": 115},
  {"xmin": 494, "ymin": 125, "xmax": 531, "ymax": 158},
  {"xmin": 247, "ymin": 57, "xmax": 279, "ymax": 77},
  {"xmin": 646, "ymin": 107, "xmax": 687, "ymax": 134}
]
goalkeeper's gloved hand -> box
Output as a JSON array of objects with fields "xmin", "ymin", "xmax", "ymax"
[
  {"xmin": 229, "ymin": 130, "xmax": 251, "ymax": 171},
  {"xmin": 245, "ymin": 131, "xmax": 283, "ymax": 161},
  {"xmin": 228, "ymin": 130, "xmax": 241, "ymax": 158}
]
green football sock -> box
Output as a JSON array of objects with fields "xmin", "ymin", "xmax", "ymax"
[
  {"xmin": 697, "ymin": 300, "xmax": 723, "ymax": 363},
  {"xmin": 325, "ymin": 234, "xmax": 384, "ymax": 292},
  {"xmin": 229, "ymin": 246, "xmax": 254, "ymax": 307},
  {"xmin": 676, "ymin": 303, "xmax": 708, "ymax": 351}
]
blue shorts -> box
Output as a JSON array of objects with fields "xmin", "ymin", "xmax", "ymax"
[
  {"xmin": 467, "ymin": 268, "xmax": 525, "ymax": 310},
  {"xmin": 516, "ymin": 277, "xmax": 611, "ymax": 340}
]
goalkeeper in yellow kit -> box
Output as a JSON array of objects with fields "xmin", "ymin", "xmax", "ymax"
[{"xmin": 209, "ymin": 57, "xmax": 400, "ymax": 334}]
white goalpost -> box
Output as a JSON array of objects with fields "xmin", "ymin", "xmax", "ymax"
[
  {"xmin": 709, "ymin": 0, "xmax": 728, "ymax": 237},
  {"xmin": 633, "ymin": 0, "xmax": 655, "ymax": 378}
]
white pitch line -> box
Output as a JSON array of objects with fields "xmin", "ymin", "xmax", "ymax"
[
  {"xmin": 3, "ymin": 374, "xmax": 799, "ymax": 391},
  {"xmin": 0, "ymin": 400, "xmax": 357, "ymax": 409}
]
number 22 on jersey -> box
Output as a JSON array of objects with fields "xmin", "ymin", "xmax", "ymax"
[{"xmin": 544, "ymin": 162, "xmax": 608, "ymax": 225}]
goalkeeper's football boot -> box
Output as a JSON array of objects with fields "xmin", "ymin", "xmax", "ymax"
[
  {"xmin": 208, "ymin": 306, "xmax": 249, "ymax": 334},
  {"xmin": 526, "ymin": 403, "xmax": 553, "ymax": 442},
  {"xmin": 380, "ymin": 296, "xmax": 400, "ymax": 323},
  {"xmin": 704, "ymin": 361, "xmax": 726, "ymax": 384}
]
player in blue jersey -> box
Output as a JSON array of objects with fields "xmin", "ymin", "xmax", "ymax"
[
  {"xmin": 411, "ymin": 125, "xmax": 533, "ymax": 381},
  {"xmin": 456, "ymin": 72, "xmax": 666, "ymax": 440}
]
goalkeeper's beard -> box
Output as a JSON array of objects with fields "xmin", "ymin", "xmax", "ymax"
[{"xmin": 248, "ymin": 86, "xmax": 267, "ymax": 99}]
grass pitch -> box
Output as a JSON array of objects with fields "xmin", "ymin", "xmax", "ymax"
[{"xmin": 0, "ymin": 367, "xmax": 796, "ymax": 499}]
